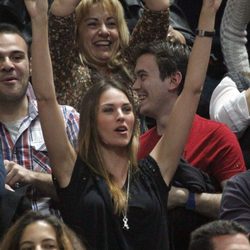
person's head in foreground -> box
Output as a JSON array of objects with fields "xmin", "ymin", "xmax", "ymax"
[
  {"xmin": 0, "ymin": 210, "xmax": 85, "ymax": 250},
  {"xmin": 188, "ymin": 220, "xmax": 250, "ymax": 250}
]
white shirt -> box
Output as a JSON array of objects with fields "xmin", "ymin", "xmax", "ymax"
[{"xmin": 209, "ymin": 76, "xmax": 250, "ymax": 137}]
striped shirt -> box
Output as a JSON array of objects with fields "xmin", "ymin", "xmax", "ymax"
[{"xmin": 0, "ymin": 95, "xmax": 79, "ymax": 214}]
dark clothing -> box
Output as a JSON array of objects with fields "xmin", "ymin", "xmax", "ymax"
[
  {"xmin": 220, "ymin": 170, "xmax": 250, "ymax": 232},
  {"xmin": 168, "ymin": 208, "xmax": 213, "ymax": 250},
  {"xmin": 0, "ymin": 186, "xmax": 31, "ymax": 239},
  {"xmin": 55, "ymin": 156, "xmax": 170, "ymax": 250},
  {"xmin": 119, "ymin": 0, "xmax": 143, "ymax": 32}
]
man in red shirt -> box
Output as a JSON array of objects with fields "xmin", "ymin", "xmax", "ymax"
[{"xmin": 133, "ymin": 40, "xmax": 246, "ymax": 249}]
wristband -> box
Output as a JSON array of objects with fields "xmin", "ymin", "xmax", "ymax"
[
  {"xmin": 185, "ymin": 192, "xmax": 196, "ymax": 210},
  {"xmin": 195, "ymin": 29, "xmax": 215, "ymax": 38}
]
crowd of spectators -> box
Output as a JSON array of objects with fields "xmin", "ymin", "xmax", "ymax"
[{"xmin": 0, "ymin": 0, "xmax": 250, "ymax": 250}]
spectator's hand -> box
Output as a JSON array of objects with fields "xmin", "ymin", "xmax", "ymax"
[
  {"xmin": 4, "ymin": 160, "xmax": 34, "ymax": 188},
  {"xmin": 24, "ymin": 0, "xmax": 48, "ymax": 19},
  {"xmin": 50, "ymin": 0, "xmax": 81, "ymax": 16},
  {"xmin": 167, "ymin": 26, "xmax": 186, "ymax": 44},
  {"xmin": 167, "ymin": 186, "xmax": 189, "ymax": 210},
  {"xmin": 144, "ymin": 0, "xmax": 169, "ymax": 11}
]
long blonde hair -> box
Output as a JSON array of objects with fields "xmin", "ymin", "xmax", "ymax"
[
  {"xmin": 78, "ymin": 76, "xmax": 139, "ymax": 213},
  {"xmin": 75, "ymin": 0, "xmax": 130, "ymax": 69}
]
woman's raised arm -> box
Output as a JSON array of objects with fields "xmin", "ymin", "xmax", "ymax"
[{"xmin": 24, "ymin": 0, "xmax": 77, "ymax": 188}]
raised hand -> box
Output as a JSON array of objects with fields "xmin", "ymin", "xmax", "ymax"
[
  {"xmin": 50, "ymin": 0, "xmax": 81, "ymax": 16},
  {"xmin": 143, "ymin": 0, "xmax": 169, "ymax": 11},
  {"xmin": 24, "ymin": 0, "xmax": 48, "ymax": 20}
]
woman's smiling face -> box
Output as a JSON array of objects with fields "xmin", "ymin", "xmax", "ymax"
[{"xmin": 78, "ymin": 3, "xmax": 120, "ymax": 65}]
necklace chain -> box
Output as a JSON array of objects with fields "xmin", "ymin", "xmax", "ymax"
[{"xmin": 122, "ymin": 165, "xmax": 130, "ymax": 230}]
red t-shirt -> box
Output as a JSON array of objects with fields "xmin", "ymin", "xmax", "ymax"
[{"xmin": 138, "ymin": 115, "xmax": 246, "ymax": 183}]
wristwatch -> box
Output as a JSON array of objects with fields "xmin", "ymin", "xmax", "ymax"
[{"xmin": 195, "ymin": 29, "xmax": 215, "ymax": 38}]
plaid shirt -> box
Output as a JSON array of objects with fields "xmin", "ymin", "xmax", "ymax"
[{"xmin": 0, "ymin": 95, "xmax": 79, "ymax": 214}]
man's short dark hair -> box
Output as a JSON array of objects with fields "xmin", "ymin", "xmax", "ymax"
[
  {"xmin": 188, "ymin": 220, "xmax": 250, "ymax": 250},
  {"xmin": 133, "ymin": 40, "xmax": 191, "ymax": 95},
  {"xmin": 0, "ymin": 23, "xmax": 30, "ymax": 56}
]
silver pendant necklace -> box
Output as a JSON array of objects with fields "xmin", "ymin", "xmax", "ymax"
[{"xmin": 122, "ymin": 166, "xmax": 130, "ymax": 230}]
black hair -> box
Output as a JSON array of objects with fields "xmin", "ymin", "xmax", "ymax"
[
  {"xmin": 0, "ymin": 22, "xmax": 31, "ymax": 56},
  {"xmin": 133, "ymin": 40, "xmax": 191, "ymax": 95},
  {"xmin": 188, "ymin": 220, "xmax": 250, "ymax": 250}
]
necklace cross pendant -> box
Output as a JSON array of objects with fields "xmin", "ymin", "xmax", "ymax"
[{"xmin": 123, "ymin": 216, "xmax": 129, "ymax": 230}]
